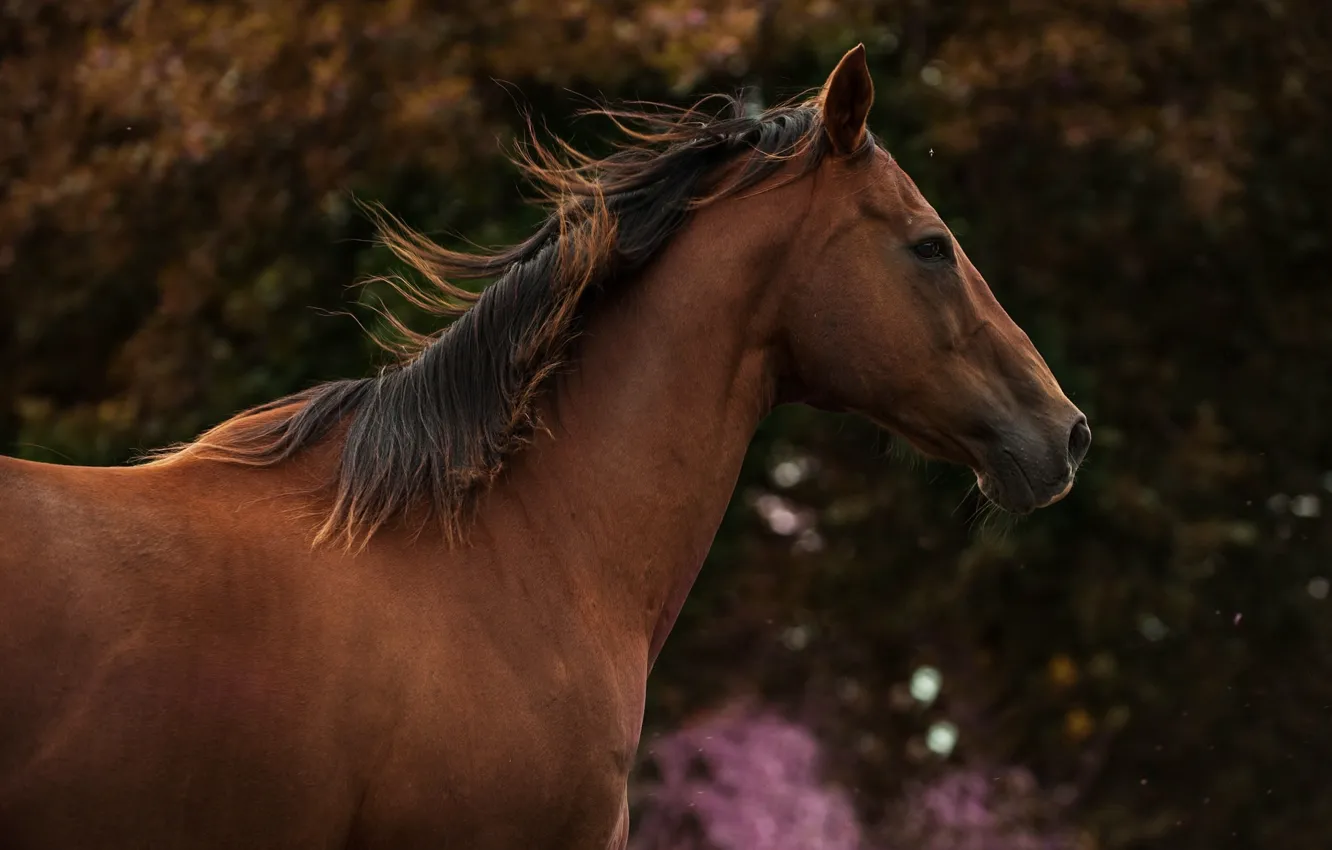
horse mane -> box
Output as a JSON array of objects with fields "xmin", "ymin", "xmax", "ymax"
[{"xmin": 145, "ymin": 91, "xmax": 871, "ymax": 550}]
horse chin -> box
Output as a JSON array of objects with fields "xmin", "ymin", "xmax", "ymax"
[{"xmin": 973, "ymin": 469, "xmax": 1037, "ymax": 516}]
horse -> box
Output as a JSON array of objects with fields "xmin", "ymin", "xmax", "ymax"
[{"xmin": 0, "ymin": 45, "xmax": 1090, "ymax": 849}]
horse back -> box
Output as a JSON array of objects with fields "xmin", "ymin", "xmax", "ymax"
[
  {"xmin": 0, "ymin": 456, "xmax": 368, "ymax": 846},
  {"xmin": 0, "ymin": 455, "xmax": 641, "ymax": 848}
]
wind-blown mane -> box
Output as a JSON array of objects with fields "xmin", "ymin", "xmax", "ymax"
[{"xmin": 147, "ymin": 92, "xmax": 868, "ymax": 549}]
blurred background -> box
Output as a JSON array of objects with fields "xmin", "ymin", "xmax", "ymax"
[{"xmin": 3, "ymin": 1, "xmax": 1330, "ymax": 847}]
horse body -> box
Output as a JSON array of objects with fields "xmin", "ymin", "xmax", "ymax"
[
  {"xmin": 0, "ymin": 171, "xmax": 771, "ymax": 847},
  {"xmin": 1, "ymin": 47, "xmax": 1090, "ymax": 847},
  {"xmin": 0, "ymin": 455, "xmax": 641, "ymax": 848}
]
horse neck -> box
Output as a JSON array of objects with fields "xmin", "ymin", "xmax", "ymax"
[{"xmin": 502, "ymin": 199, "xmax": 788, "ymax": 669}]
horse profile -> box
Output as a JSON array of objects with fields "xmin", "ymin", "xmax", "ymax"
[{"xmin": 0, "ymin": 47, "xmax": 1089, "ymax": 849}]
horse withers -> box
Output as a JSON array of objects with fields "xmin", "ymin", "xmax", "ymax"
[{"xmin": 0, "ymin": 45, "xmax": 1088, "ymax": 849}]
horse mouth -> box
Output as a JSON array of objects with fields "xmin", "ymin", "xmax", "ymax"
[
  {"xmin": 865, "ymin": 414, "xmax": 1073, "ymax": 515},
  {"xmin": 974, "ymin": 448, "xmax": 1073, "ymax": 515}
]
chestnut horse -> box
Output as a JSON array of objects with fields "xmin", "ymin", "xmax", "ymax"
[{"xmin": 0, "ymin": 47, "xmax": 1089, "ymax": 849}]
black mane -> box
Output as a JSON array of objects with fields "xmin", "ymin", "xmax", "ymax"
[{"xmin": 148, "ymin": 93, "xmax": 870, "ymax": 548}]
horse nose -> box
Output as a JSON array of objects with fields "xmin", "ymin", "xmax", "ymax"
[{"xmin": 1067, "ymin": 413, "xmax": 1092, "ymax": 468}]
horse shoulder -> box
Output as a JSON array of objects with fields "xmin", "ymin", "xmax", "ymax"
[{"xmin": 347, "ymin": 544, "xmax": 647, "ymax": 849}]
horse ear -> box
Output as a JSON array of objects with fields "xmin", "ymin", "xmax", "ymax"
[{"xmin": 819, "ymin": 43, "xmax": 874, "ymax": 156}]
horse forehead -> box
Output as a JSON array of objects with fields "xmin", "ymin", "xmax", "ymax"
[{"xmin": 851, "ymin": 153, "xmax": 938, "ymax": 223}]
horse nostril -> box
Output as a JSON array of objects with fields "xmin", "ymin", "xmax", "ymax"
[{"xmin": 1067, "ymin": 415, "xmax": 1092, "ymax": 467}]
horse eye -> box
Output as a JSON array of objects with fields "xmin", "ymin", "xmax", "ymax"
[{"xmin": 911, "ymin": 239, "xmax": 949, "ymax": 262}]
